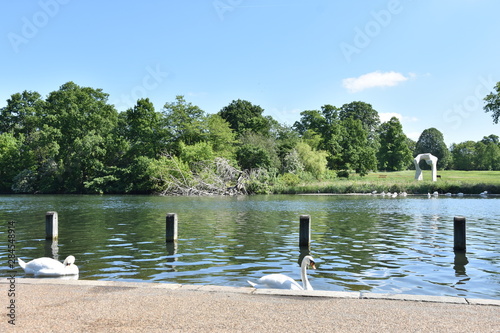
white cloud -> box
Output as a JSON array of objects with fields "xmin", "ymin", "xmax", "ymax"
[
  {"xmin": 379, "ymin": 113, "xmax": 419, "ymax": 124},
  {"xmin": 342, "ymin": 71, "xmax": 409, "ymax": 93},
  {"xmin": 379, "ymin": 112, "xmax": 402, "ymax": 123}
]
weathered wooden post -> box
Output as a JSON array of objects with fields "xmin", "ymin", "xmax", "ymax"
[
  {"xmin": 45, "ymin": 211, "xmax": 58, "ymax": 240},
  {"xmin": 453, "ymin": 216, "xmax": 466, "ymax": 252},
  {"xmin": 166, "ymin": 213, "xmax": 178, "ymax": 242},
  {"xmin": 299, "ymin": 215, "xmax": 311, "ymax": 248}
]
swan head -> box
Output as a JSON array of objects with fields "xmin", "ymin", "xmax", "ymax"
[
  {"xmin": 63, "ymin": 255, "xmax": 76, "ymax": 266},
  {"xmin": 303, "ymin": 255, "xmax": 317, "ymax": 270}
]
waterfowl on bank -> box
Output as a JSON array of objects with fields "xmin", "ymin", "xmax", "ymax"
[{"xmin": 18, "ymin": 256, "xmax": 79, "ymax": 277}]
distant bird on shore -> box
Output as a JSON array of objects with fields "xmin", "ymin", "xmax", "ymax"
[
  {"xmin": 247, "ymin": 255, "xmax": 316, "ymax": 290},
  {"xmin": 18, "ymin": 256, "xmax": 79, "ymax": 277}
]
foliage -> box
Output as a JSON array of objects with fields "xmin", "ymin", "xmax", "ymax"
[
  {"xmin": 1, "ymin": 81, "xmax": 499, "ymax": 195},
  {"xmin": 377, "ymin": 117, "xmax": 413, "ymax": 171},
  {"xmin": 218, "ymin": 99, "xmax": 269, "ymax": 136},
  {"xmin": 123, "ymin": 98, "xmax": 165, "ymax": 159},
  {"xmin": 295, "ymin": 142, "xmax": 328, "ymax": 178},
  {"xmin": 339, "ymin": 101, "xmax": 380, "ymax": 138},
  {"xmin": 484, "ymin": 81, "xmax": 500, "ymax": 124},
  {"xmin": 162, "ymin": 95, "xmax": 206, "ymax": 152},
  {"xmin": 415, "ymin": 128, "xmax": 452, "ymax": 170}
]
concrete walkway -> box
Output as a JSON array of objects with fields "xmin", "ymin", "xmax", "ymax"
[{"xmin": 2, "ymin": 278, "xmax": 499, "ymax": 332}]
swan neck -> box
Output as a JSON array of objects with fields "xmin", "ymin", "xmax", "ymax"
[{"xmin": 300, "ymin": 260, "xmax": 312, "ymax": 290}]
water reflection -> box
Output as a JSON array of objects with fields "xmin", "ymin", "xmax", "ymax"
[
  {"xmin": 1, "ymin": 194, "xmax": 499, "ymax": 299},
  {"xmin": 453, "ymin": 251, "xmax": 469, "ymax": 276},
  {"xmin": 44, "ymin": 240, "xmax": 59, "ymax": 260}
]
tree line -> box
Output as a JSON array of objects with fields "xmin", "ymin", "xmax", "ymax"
[{"xmin": 0, "ymin": 81, "xmax": 499, "ymax": 194}]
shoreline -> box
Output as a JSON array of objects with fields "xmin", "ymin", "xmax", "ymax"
[{"xmin": 3, "ymin": 278, "xmax": 500, "ymax": 306}]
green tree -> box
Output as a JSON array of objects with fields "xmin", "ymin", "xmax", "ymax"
[
  {"xmin": 295, "ymin": 142, "xmax": 328, "ymax": 178},
  {"xmin": 339, "ymin": 101, "xmax": 380, "ymax": 141},
  {"xmin": 0, "ymin": 91, "xmax": 44, "ymax": 137},
  {"xmin": 293, "ymin": 109, "xmax": 326, "ymax": 136},
  {"xmin": 415, "ymin": 128, "xmax": 452, "ymax": 170},
  {"xmin": 236, "ymin": 144, "xmax": 273, "ymax": 170},
  {"xmin": 42, "ymin": 82, "xmax": 119, "ymax": 192},
  {"xmin": 475, "ymin": 140, "xmax": 500, "ymax": 170},
  {"xmin": 162, "ymin": 95, "xmax": 206, "ymax": 151},
  {"xmin": 0, "ymin": 133, "xmax": 23, "ymax": 191},
  {"xmin": 451, "ymin": 141, "xmax": 477, "ymax": 170},
  {"xmin": 377, "ymin": 117, "xmax": 413, "ymax": 171},
  {"xmin": 334, "ymin": 118, "xmax": 377, "ymax": 176},
  {"xmin": 123, "ymin": 98, "xmax": 164, "ymax": 159},
  {"xmin": 218, "ymin": 99, "xmax": 270, "ymax": 136},
  {"xmin": 480, "ymin": 134, "xmax": 499, "ymax": 145},
  {"xmin": 236, "ymin": 132, "xmax": 280, "ymax": 170},
  {"xmin": 484, "ymin": 81, "xmax": 500, "ymax": 124},
  {"xmin": 205, "ymin": 114, "xmax": 237, "ymax": 159},
  {"xmin": 179, "ymin": 141, "xmax": 215, "ymax": 171}
]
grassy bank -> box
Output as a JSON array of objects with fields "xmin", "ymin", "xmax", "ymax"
[{"xmin": 273, "ymin": 170, "xmax": 500, "ymax": 195}]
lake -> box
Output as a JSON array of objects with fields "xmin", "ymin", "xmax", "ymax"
[{"xmin": 1, "ymin": 194, "xmax": 499, "ymax": 300}]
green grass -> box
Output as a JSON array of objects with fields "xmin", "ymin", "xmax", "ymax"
[{"xmin": 273, "ymin": 170, "xmax": 500, "ymax": 195}]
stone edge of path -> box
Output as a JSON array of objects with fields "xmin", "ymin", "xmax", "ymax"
[{"xmin": 3, "ymin": 278, "xmax": 500, "ymax": 307}]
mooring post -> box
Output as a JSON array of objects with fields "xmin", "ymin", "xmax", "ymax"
[
  {"xmin": 299, "ymin": 215, "xmax": 311, "ymax": 248},
  {"xmin": 453, "ymin": 216, "xmax": 466, "ymax": 252},
  {"xmin": 45, "ymin": 211, "xmax": 58, "ymax": 240},
  {"xmin": 166, "ymin": 213, "xmax": 178, "ymax": 242}
]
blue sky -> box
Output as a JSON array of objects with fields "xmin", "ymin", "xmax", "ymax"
[{"xmin": 1, "ymin": 0, "xmax": 499, "ymax": 146}]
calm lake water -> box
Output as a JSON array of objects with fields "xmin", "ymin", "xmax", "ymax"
[{"xmin": 1, "ymin": 194, "xmax": 499, "ymax": 299}]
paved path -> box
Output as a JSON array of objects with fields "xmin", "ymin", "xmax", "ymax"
[{"xmin": 2, "ymin": 279, "xmax": 499, "ymax": 332}]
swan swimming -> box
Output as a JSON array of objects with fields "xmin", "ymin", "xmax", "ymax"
[
  {"xmin": 18, "ymin": 255, "xmax": 79, "ymax": 277},
  {"xmin": 247, "ymin": 255, "xmax": 316, "ymax": 290}
]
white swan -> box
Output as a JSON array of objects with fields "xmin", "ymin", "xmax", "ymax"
[
  {"xmin": 18, "ymin": 256, "xmax": 79, "ymax": 277},
  {"xmin": 247, "ymin": 255, "xmax": 316, "ymax": 290}
]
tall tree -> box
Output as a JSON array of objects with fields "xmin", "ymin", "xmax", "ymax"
[
  {"xmin": 43, "ymin": 82, "xmax": 119, "ymax": 192},
  {"xmin": 0, "ymin": 133, "xmax": 23, "ymax": 191},
  {"xmin": 0, "ymin": 91, "xmax": 44, "ymax": 137},
  {"xmin": 475, "ymin": 140, "xmax": 500, "ymax": 170},
  {"xmin": 293, "ymin": 109, "xmax": 326, "ymax": 136},
  {"xmin": 334, "ymin": 118, "xmax": 377, "ymax": 176},
  {"xmin": 484, "ymin": 81, "xmax": 500, "ymax": 124},
  {"xmin": 123, "ymin": 98, "xmax": 164, "ymax": 159},
  {"xmin": 162, "ymin": 95, "xmax": 206, "ymax": 152},
  {"xmin": 205, "ymin": 114, "xmax": 237, "ymax": 159},
  {"xmin": 377, "ymin": 117, "xmax": 413, "ymax": 171},
  {"xmin": 339, "ymin": 101, "xmax": 380, "ymax": 139},
  {"xmin": 415, "ymin": 128, "xmax": 451, "ymax": 169},
  {"xmin": 451, "ymin": 141, "xmax": 477, "ymax": 170},
  {"xmin": 218, "ymin": 99, "xmax": 270, "ymax": 136}
]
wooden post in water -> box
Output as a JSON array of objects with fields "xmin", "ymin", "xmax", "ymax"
[
  {"xmin": 453, "ymin": 216, "xmax": 466, "ymax": 252},
  {"xmin": 45, "ymin": 211, "xmax": 58, "ymax": 240},
  {"xmin": 166, "ymin": 213, "xmax": 178, "ymax": 242},
  {"xmin": 299, "ymin": 215, "xmax": 311, "ymax": 248}
]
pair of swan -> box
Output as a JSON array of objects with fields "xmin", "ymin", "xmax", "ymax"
[
  {"xmin": 18, "ymin": 255, "xmax": 79, "ymax": 277},
  {"xmin": 247, "ymin": 255, "xmax": 316, "ymax": 290}
]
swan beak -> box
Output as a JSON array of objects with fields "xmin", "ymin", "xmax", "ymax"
[{"xmin": 310, "ymin": 262, "xmax": 317, "ymax": 270}]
